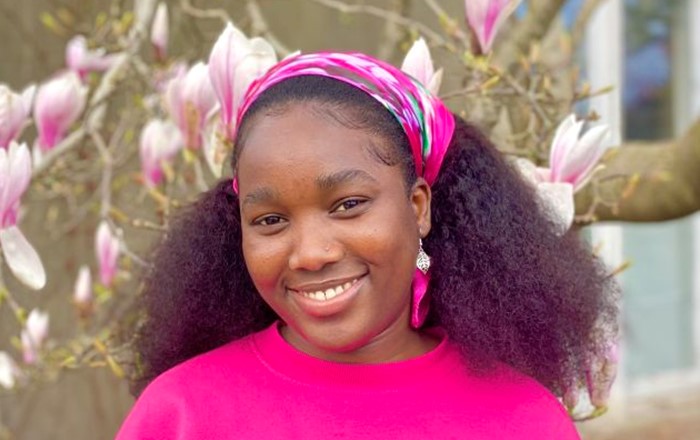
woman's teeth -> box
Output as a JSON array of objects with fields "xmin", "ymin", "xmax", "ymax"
[{"xmin": 300, "ymin": 279, "xmax": 358, "ymax": 301}]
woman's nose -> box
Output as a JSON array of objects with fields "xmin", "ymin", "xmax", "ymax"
[{"xmin": 288, "ymin": 219, "xmax": 343, "ymax": 271}]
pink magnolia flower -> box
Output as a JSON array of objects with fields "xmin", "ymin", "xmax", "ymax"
[
  {"xmin": 401, "ymin": 38, "xmax": 443, "ymax": 95},
  {"xmin": 516, "ymin": 114, "xmax": 610, "ymax": 234},
  {"xmin": 202, "ymin": 119, "xmax": 227, "ymax": 178},
  {"xmin": 208, "ymin": 22, "xmax": 277, "ymax": 140},
  {"xmin": 465, "ymin": 0, "xmax": 522, "ymax": 54},
  {"xmin": 155, "ymin": 62, "xmax": 187, "ymax": 93},
  {"xmin": 66, "ymin": 35, "xmax": 118, "ymax": 80},
  {"xmin": 515, "ymin": 158, "xmax": 574, "ymax": 236},
  {"xmin": 0, "ymin": 351, "xmax": 22, "ymax": 388},
  {"xmin": 73, "ymin": 265, "xmax": 93, "ymax": 305},
  {"xmin": 586, "ymin": 340, "xmax": 619, "ymax": 408},
  {"xmin": 95, "ymin": 221, "xmax": 119, "ymax": 287},
  {"xmin": 0, "ymin": 142, "xmax": 46, "ymax": 290},
  {"xmin": 21, "ymin": 308, "xmax": 49, "ymax": 364},
  {"xmin": 34, "ymin": 71, "xmax": 88, "ymax": 152},
  {"xmin": 0, "ymin": 84, "xmax": 36, "ymax": 148},
  {"xmin": 548, "ymin": 114, "xmax": 611, "ymax": 192},
  {"xmin": 151, "ymin": 2, "xmax": 169, "ymax": 61},
  {"xmin": 139, "ymin": 118, "xmax": 183, "ymax": 187},
  {"xmin": 165, "ymin": 62, "xmax": 218, "ymax": 149}
]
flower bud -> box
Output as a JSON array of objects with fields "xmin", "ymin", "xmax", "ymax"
[{"xmin": 34, "ymin": 72, "xmax": 87, "ymax": 151}]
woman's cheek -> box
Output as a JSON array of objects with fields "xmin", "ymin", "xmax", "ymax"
[{"xmin": 242, "ymin": 234, "xmax": 289, "ymax": 294}]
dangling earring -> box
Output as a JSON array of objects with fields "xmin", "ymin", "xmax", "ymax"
[
  {"xmin": 411, "ymin": 239, "xmax": 431, "ymax": 329},
  {"xmin": 416, "ymin": 239, "xmax": 431, "ymax": 275}
]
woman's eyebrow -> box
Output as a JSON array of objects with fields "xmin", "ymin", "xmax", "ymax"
[
  {"xmin": 243, "ymin": 187, "xmax": 278, "ymax": 206},
  {"xmin": 315, "ymin": 169, "xmax": 379, "ymax": 190}
]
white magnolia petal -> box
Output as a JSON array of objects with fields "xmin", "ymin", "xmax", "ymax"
[
  {"xmin": 427, "ymin": 68, "xmax": 443, "ymax": 96},
  {"xmin": 0, "ymin": 351, "xmax": 20, "ymax": 388},
  {"xmin": 401, "ymin": 37, "xmax": 434, "ymax": 87},
  {"xmin": 0, "ymin": 226, "xmax": 46, "ymax": 290},
  {"xmin": 232, "ymin": 48, "xmax": 277, "ymax": 116},
  {"xmin": 465, "ymin": 0, "xmax": 522, "ymax": 53},
  {"xmin": 164, "ymin": 68, "xmax": 186, "ymax": 128},
  {"xmin": 512, "ymin": 157, "xmax": 539, "ymax": 184},
  {"xmin": 26, "ymin": 309, "xmax": 49, "ymax": 343},
  {"xmin": 248, "ymin": 37, "xmax": 276, "ymax": 59},
  {"xmin": 208, "ymin": 22, "xmax": 251, "ymax": 126},
  {"xmin": 535, "ymin": 182, "xmax": 574, "ymax": 236},
  {"xmin": 550, "ymin": 119, "xmax": 584, "ymax": 181},
  {"xmin": 485, "ymin": 0, "xmax": 522, "ymax": 51},
  {"xmin": 548, "ymin": 114, "xmax": 577, "ymax": 173},
  {"xmin": 182, "ymin": 62, "xmax": 218, "ymax": 122},
  {"xmin": 0, "ymin": 148, "xmax": 9, "ymax": 214},
  {"xmin": 20, "ymin": 85, "xmax": 36, "ymax": 115},
  {"xmin": 535, "ymin": 167, "xmax": 552, "ymax": 182},
  {"xmin": 562, "ymin": 125, "xmax": 611, "ymax": 190},
  {"xmin": 31, "ymin": 143, "xmax": 44, "ymax": 170},
  {"xmin": 7, "ymin": 142, "xmax": 32, "ymax": 205},
  {"xmin": 282, "ymin": 50, "xmax": 302, "ymax": 61},
  {"xmin": 203, "ymin": 120, "xmax": 226, "ymax": 178},
  {"xmin": 74, "ymin": 265, "xmax": 93, "ymax": 304},
  {"xmin": 151, "ymin": 2, "xmax": 169, "ymax": 57}
]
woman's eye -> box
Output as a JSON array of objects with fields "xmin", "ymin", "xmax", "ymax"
[
  {"xmin": 256, "ymin": 215, "xmax": 284, "ymax": 226},
  {"xmin": 334, "ymin": 199, "xmax": 366, "ymax": 213}
]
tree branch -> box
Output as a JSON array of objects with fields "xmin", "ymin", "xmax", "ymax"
[
  {"xmin": 33, "ymin": 0, "xmax": 158, "ymax": 177},
  {"xmin": 495, "ymin": 0, "xmax": 568, "ymax": 66},
  {"xmin": 245, "ymin": 0, "xmax": 292, "ymax": 56},
  {"xmin": 308, "ymin": 0, "xmax": 450, "ymax": 50},
  {"xmin": 575, "ymin": 119, "xmax": 700, "ymax": 222},
  {"xmin": 179, "ymin": 0, "xmax": 231, "ymax": 23}
]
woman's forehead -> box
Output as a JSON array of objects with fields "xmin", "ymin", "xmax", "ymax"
[{"xmin": 236, "ymin": 109, "xmax": 402, "ymax": 195}]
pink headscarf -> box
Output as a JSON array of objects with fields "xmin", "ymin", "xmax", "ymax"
[{"xmin": 234, "ymin": 52, "xmax": 455, "ymax": 187}]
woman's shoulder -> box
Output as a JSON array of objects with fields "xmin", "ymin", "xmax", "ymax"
[
  {"xmin": 462, "ymin": 360, "xmax": 579, "ymax": 437},
  {"xmin": 141, "ymin": 329, "xmax": 265, "ymax": 397},
  {"xmin": 116, "ymin": 330, "xmax": 266, "ymax": 439}
]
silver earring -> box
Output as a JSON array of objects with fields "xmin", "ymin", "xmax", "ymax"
[{"xmin": 416, "ymin": 239, "xmax": 431, "ymax": 274}]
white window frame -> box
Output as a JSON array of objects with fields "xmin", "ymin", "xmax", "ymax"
[{"xmin": 585, "ymin": 0, "xmax": 700, "ymax": 403}]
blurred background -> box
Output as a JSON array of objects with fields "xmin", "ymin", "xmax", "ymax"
[{"xmin": 0, "ymin": 0, "xmax": 698, "ymax": 438}]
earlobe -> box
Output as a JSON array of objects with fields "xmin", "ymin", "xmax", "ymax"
[{"xmin": 411, "ymin": 178, "xmax": 432, "ymax": 237}]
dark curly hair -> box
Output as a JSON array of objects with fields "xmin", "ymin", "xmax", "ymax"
[{"xmin": 130, "ymin": 76, "xmax": 618, "ymax": 398}]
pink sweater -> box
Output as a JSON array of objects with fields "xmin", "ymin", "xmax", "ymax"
[{"xmin": 117, "ymin": 322, "xmax": 580, "ymax": 439}]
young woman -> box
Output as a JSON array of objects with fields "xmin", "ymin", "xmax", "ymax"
[{"xmin": 117, "ymin": 52, "xmax": 617, "ymax": 439}]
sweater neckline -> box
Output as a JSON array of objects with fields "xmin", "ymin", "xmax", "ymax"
[{"xmin": 251, "ymin": 321, "xmax": 456, "ymax": 390}]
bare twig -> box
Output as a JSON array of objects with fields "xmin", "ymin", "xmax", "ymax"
[
  {"xmin": 245, "ymin": 0, "xmax": 292, "ymax": 56},
  {"xmin": 89, "ymin": 131, "xmax": 114, "ymax": 219},
  {"xmin": 309, "ymin": 0, "xmax": 450, "ymax": 50},
  {"xmin": 495, "ymin": 0, "xmax": 567, "ymax": 66},
  {"xmin": 499, "ymin": 69, "xmax": 553, "ymax": 127},
  {"xmin": 0, "ymin": 267, "xmax": 25, "ymax": 321},
  {"xmin": 33, "ymin": 1, "xmax": 158, "ymax": 177},
  {"xmin": 422, "ymin": 0, "xmax": 471, "ymax": 49},
  {"xmin": 439, "ymin": 84, "xmax": 484, "ymax": 101},
  {"xmin": 33, "ymin": 128, "xmax": 87, "ymax": 177},
  {"xmin": 180, "ymin": 0, "xmax": 231, "ymax": 23}
]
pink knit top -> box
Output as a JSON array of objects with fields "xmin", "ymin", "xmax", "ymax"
[{"xmin": 117, "ymin": 322, "xmax": 580, "ymax": 439}]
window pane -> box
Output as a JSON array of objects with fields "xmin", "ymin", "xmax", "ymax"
[{"xmin": 622, "ymin": 0, "xmax": 695, "ymax": 379}]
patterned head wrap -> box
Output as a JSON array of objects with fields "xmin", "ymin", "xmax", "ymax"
[{"xmin": 233, "ymin": 52, "xmax": 455, "ymax": 188}]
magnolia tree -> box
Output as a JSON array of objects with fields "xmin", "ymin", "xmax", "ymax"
[{"xmin": 0, "ymin": 0, "xmax": 694, "ymax": 428}]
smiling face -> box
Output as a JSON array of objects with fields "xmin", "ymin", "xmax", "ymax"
[{"xmin": 237, "ymin": 102, "xmax": 433, "ymax": 363}]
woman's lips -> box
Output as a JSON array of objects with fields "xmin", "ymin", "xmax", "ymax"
[{"xmin": 288, "ymin": 275, "xmax": 366, "ymax": 317}]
